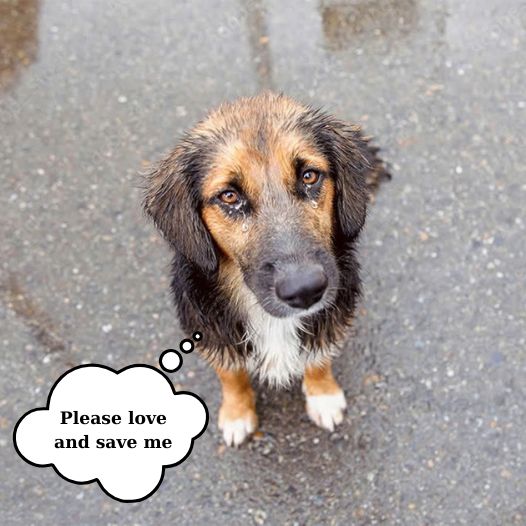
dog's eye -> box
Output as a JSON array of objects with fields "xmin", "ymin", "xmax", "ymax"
[
  {"xmin": 219, "ymin": 190, "xmax": 239, "ymax": 205},
  {"xmin": 302, "ymin": 170, "xmax": 321, "ymax": 186}
]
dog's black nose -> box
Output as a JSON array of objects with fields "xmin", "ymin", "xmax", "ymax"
[{"xmin": 275, "ymin": 265, "xmax": 328, "ymax": 309}]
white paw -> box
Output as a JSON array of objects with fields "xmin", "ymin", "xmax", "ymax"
[
  {"xmin": 305, "ymin": 390, "xmax": 347, "ymax": 432},
  {"xmin": 219, "ymin": 417, "xmax": 256, "ymax": 447}
]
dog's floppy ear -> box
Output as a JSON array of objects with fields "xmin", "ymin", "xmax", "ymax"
[
  {"xmin": 307, "ymin": 112, "xmax": 371, "ymax": 240},
  {"xmin": 329, "ymin": 122, "xmax": 371, "ymax": 240},
  {"xmin": 143, "ymin": 141, "xmax": 218, "ymax": 274}
]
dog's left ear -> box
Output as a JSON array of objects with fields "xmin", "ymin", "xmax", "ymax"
[
  {"xmin": 143, "ymin": 142, "xmax": 218, "ymax": 274},
  {"xmin": 326, "ymin": 121, "xmax": 372, "ymax": 240},
  {"xmin": 308, "ymin": 112, "xmax": 372, "ymax": 240}
]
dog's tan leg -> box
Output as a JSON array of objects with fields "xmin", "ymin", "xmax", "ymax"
[
  {"xmin": 303, "ymin": 360, "xmax": 346, "ymax": 432},
  {"xmin": 215, "ymin": 366, "xmax": 258, "ymax": 446}
]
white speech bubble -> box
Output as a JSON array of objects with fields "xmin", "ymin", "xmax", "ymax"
[{"xmin": 13, "ymin": 364, "xmax": 208, "ymax": 502}]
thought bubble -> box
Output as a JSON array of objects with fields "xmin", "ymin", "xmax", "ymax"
[{"xmin": 13, "ymin": 361, "xmax": 208, "ymax": 502}]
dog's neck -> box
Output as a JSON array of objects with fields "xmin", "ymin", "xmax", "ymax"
[
  {"xmin": 239, "ymin": 285, "xmax": 328, "ymax": 387},
  {"xmin": 216, "ymin": 262, "xmax": 333, "ymax": 385},
  {"xmin": 245, "ymin": 302, "xmax": 303, "ymax": 387}
]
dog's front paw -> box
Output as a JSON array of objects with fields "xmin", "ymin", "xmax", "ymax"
[
  {"xmin": 218, "ymin": 406, "xmax": 258, "ymax": 447},
  {"xmin": 305, "ymin": 390, "xmax": 346, "ymax": 432}
]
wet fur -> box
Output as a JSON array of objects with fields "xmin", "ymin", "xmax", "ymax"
[{"xmin": 144, "ymin": 93, "xmax": 389, "ymax": 382}]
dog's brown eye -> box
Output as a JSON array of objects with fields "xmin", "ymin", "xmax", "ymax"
[
  {"xmin": 302, "ymin": 170, "xmax": 320, "ymax": 185},
  {"xmin": 219, "ymin": 190, "xmax": 239, "ymax": 205}
]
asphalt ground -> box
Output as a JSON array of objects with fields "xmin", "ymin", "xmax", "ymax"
[{"xmin": 1, "ymin": 1, "xmax": 525, "ymax": 524}]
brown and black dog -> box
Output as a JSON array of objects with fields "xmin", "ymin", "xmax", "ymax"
[{"xmin": 144, "ymin": 93, "xmax": 388, "ymax": 446}]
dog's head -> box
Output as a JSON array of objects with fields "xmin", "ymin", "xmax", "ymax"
[{"xmin": 144, "ymin": 93, "xmax": 371, "ymax": 319}]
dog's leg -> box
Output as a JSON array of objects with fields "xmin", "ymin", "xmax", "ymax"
[
  {"xmin": 302, "ymin": 360, "xmax": 346, "ymax": 432},
  {"xmin": 215, "ymin": 366, "xmax": 258, "ymax": 446}
]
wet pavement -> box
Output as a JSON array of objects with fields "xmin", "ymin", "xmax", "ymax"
[{"xmin": 1, "ymin": 0, "xmax": 525, "ymax": 524}]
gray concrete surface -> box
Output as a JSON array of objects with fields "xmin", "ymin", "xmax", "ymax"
[{"xmin": 1, "ymin": 0, "xmax": 525, "ymax": 524}]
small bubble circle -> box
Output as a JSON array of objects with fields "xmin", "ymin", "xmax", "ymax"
[
  {"xmin": 192, "ymin": 332, "xmax": 202, "ymax": 341},
  {"xmin": 159, "ymin": 350, "xmax": 182, "ymax": 372},
  {"xmin": 179, "ymin": 339, "xmax": 194, "ymax": 353}
]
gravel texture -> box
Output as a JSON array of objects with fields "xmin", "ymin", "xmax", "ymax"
[{"xmin": 1, "ymin": 0, "xmax": 525, "ymax": 524}]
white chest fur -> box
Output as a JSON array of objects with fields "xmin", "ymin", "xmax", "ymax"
[{"xmin": 245, "ymin": 304, "xmax": 306, "ymax": 387}]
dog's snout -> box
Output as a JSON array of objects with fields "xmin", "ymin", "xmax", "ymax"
[{"xmin": 275, "ymin": 265, "xmax": 328, "ymax": 309}]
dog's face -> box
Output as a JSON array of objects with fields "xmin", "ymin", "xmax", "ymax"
[
  {"xmin": 200, "ymin": 126, "xmax": 343, "ymax": 319},
  {"xmin": 145, "ymin": 94, "xmax": 369, "ymax": 319}
]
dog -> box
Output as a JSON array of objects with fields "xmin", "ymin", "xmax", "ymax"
[{"xmin": 144, "ymin": 93, "xmax": 389, "ymax": 446}]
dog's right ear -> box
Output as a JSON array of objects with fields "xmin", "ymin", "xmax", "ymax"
[{"xmin": 143, "ymin": 142, "xmax": 218, "ymax": 274}]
